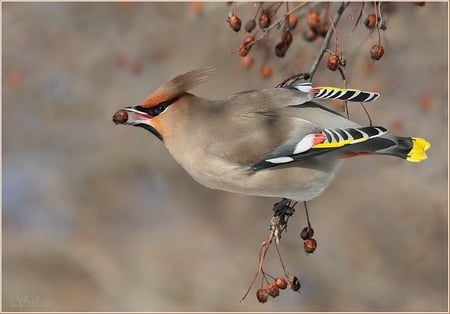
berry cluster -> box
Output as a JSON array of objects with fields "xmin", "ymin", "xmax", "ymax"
[
  {"xmin": 256, "ymin": 275, "xmax": 301, "ymax": 303},
  {"xmin": 300, "ymin": 226, "xmax": 317, "ymax": 254},
  {"xmin": 225, "ymin": 2, "xmax": 421, "ymax": 79}
]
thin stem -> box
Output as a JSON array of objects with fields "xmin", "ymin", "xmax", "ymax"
[
  {"xmin": 275, "ymin": 241, "xmax": 289, "ymax": 278},
  {"xmin": 308, "ymin": 2, "xmax": 350, "ymax": 80}
]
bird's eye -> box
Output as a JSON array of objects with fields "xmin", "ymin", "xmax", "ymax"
[{"xmin": 134, "ymin": 96, "xmax": 179, "ymax": 117}]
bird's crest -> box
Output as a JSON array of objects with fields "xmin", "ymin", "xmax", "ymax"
[{"xmin": 141, "ymin": 67, "xmax": 215, "ymax": 108}]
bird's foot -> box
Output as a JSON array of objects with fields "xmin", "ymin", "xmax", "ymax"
[{"xmin": 271, "ymin": 198, "xmax": 297, "ymax": 243}]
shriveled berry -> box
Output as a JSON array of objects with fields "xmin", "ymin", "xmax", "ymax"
[
  {"xmin": 275, "ymin": 42, "xmax": 288, "ymax": 58},
  {"xmin": 245, "ymin": 19, "xmax": 256, "ymax": 32},
  {"xmin": 288, "ymin": 275, "xmax": 301, "ymax": 292},
  {"xmin": 307, "ymin": 11, "xmax": 321, "ymax": 29},
  {"xmin": 275, "ymin": 277, "xmax": 288, "ymax": 289},
  {"xmin": 281, "ymin": 30, "xmax": 293, "ymax": 46},
  {"xmin": 112, "ymin": 110, "xmax": 128, "ymax": 124},
  {"xmin": 238, "ymin": 44, "xmax": 250, "ymax": 57},
  {"xmin": 229, "ymin": 15, "xmax": 242, "ymax": 32},
  {"xmin": 287, "ymin": 14, "xmax": 298, "ymax": 30},
  {"xmin": 256, "ymin": 288, "xmax": 268, "ymax": 303},
  {"xmin": 370, "ymin": 44, "xmax": 384, "ymax": 60},
  {"xmin": 303, "ymin": 28, "xmax": 318, "ymax": 42},
  {"xmin": 300, "ymin": 226, "xmax": 314, "ymax": 240},
  {"xmin": 259, "ymin": 10, "xmax": 271, "ymax": 29},
  {"xmin": 364, "ymin": 14, "xmax": 377, "ymax": 29},
  {"xmin": 304, "ymin": 238, "xmax": 317, "ymax": 254},
  {"xmin": 238, "ymin": 35, "xmax": 255, "ymax": 57},
  {"xmin": 327, "ymin": 54, "xmax": 340, "ymax": 71},
  {"xmin": 243, "ymin": 35, "xmax": 255, "ymax": 46},
  {"xmin": 266, "ymin": 283, "xmax": 280, "ymax": 297}
]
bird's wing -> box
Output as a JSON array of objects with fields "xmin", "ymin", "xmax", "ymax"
[{"xmin": 250, "ymin": 125, "xmax": 388, "ymax": 171}]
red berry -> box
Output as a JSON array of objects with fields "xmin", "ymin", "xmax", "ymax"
[
  {"xmin": 327, "ymin": 55, "xmax": 340, "ymax": 71},
  {"xmin": 307, "ymin": 11, "xmax": 321, "ymax": 29},
  {"xmin": 287, "ymin": 14, "xmax": 298, "ymax": 30},
  {"xmin": 371, "ymin": 44, "xmax": 384, "ymax": 60},
  {"xmin": 259, "ymin": 10, "xmax": 271, "ymax": 29},
  {"xmin": 112, "ymin": 110, "xmax": 128, "ymax": 124},
  {"xmin": 364, "ymin": 14, "xmax": 377, "ymax": 29},
  {"xmin": 229, "ymin": 15, "xmax": 242, "ymax": 32},
  {"xmin": 261, "ymin": 65, "xmax": 272, "ymax": 78},
  {"xmin": 304, "ymin": 238, "xmax": 317, "ymax": 254},
  {"xmin": 241, "ymin": 56, "xmax": 254, "ymax": 69}
]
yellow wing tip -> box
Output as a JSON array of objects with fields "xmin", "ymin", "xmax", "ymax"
[{"xmin": 407, "ymin": 137, "xmax": 430, "ymax": 162}]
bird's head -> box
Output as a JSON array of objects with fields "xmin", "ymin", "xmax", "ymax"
[{"xmin": 113, "ymin": 67, "xmax": 214, "ymax": 141}]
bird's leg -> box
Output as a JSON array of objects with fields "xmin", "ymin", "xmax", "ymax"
[
  {"xmin": 272, "ymin": 198, "xmax": 297, "ymax": 243},
  {"xmin": 241, "ymin": 198, "xmax": 297, "ymax": 302}
]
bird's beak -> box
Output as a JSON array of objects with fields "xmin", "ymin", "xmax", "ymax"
[
  {"xmin": 112, "ymin": 106, "xmax": 163, "ymax": 141},
  {"xmin": 112, "ymin": 106, "xmax": 152, "ymax": 126}
]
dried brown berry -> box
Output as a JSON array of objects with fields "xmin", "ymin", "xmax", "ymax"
[
  {"xmin": 229, "ymin": 15, "xmax": 242, "ymax": 32},
  {"xmin": 281, "ymin": 30, "xmax": 293, "ymax": 46},
  {"xmin": 364, "ymin": 14, "xmax": 377, "ymax": 29},
  {"xmin": 307, "ymin": 11, "xmax": 321, "ymax": 29},
  {"xmin": 238, "ymin": 44, "xmax": 250, "ymax": 57},
  {"xmin": 303, "ymin": 28, "xmax": 319, "ymax": 42},
  {"xmin": 300, "ymin": 226, "xmax": 314, "ymax": 240},
  {"xmin": 370, "ymin": 44, "xmax": 384, "ymax": 61},
  {"xmin": 304, "ymin": 238, "xmax": 317, "ymax": 254},
  {"xmin": 243, "ymin": 35, "xmax": 255, "ymax": 46},
  {"xmin": 266, "ymin": 283, "xmax": 280, "ymax": 297},
  {"xmin": 260, "ymin": 65, "xmax": 272, "ymax": 78},
  {"xmin": 259, "ymin": 10, "xmax": 271, "ymax": 29},
  {"xmin": 288, "ymin": 275, "xmax": 301, "ymax": 292},
  {"xmin": 112, "ymin": 110, "xmax": 128, "ymax": 124},
  {"xmin": 245, "ymin": 19, "xmax": 256, "ymax": 32},
  {"xmin": 238, "ymin": 35, "xmax": 255, "ymax": 57},
  {"xmin": 256, "ymin": 288, "xmax": 268, "ymax": 303},
  {"xmin": 275, "ymin": 277, "xmax": 288, "ymax": 289},
  {"xmin": 287, "ymin": 14, "xmax": 298, "ymax": 30},
  {"xmin": 319, "ymin": 23, "xmax": 329, "ymax": 37},
  {"xmin": 327, "ymin": 55, "xmax": 340, "ymax": 71},
  {"xmin": 275, "ymin": 42, "xmax": 288, "ymax": 58}
]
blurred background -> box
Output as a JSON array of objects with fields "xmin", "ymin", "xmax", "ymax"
[{"xmin": 2, "ymin": 2, "xmax": 448, "ymax": 312}]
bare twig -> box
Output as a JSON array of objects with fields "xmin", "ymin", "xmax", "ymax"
[{"xmin": 308, "ymin": 2, "xmax": 350, "ymax": 80}]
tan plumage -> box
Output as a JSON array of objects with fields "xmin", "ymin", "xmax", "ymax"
[{"xmin": 113, "ymin": 69, "xmax": 430, "ymax": 201}]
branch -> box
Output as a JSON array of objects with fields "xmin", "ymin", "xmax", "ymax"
[{"xmin": 308, "ymin": 2, "xmax": 350, "ymax": 80}]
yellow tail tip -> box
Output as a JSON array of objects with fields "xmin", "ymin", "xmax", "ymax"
[{"xmin": 407, "ymin": 137, "xmax": 430, "ymax": 162}]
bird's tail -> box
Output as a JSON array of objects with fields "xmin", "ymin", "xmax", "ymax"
[{"xmin": 342, "ymin": 135, "xmax": 430, "ymax": 162}]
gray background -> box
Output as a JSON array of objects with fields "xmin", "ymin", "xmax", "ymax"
[{"xmin": 2, "ymin": 2, "xmax": 448, "ymax": 311}]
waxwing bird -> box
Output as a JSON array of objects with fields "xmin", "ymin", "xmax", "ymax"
[{"xmin": 112, "ymin": 68, "xmax": 430, "ymax": 201}]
